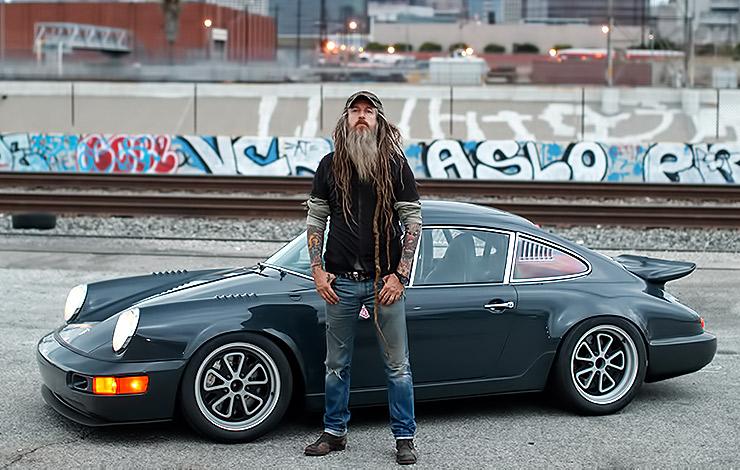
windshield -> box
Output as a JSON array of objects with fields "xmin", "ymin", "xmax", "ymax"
[{"xmin": 264, "ymin": 230, "xmax": 326, "ymax": 277}]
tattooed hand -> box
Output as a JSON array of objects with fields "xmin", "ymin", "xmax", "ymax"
[
  {"xmin": 308, "ymin": 226, "xmax": 339, "ymax": 304},
  {"xmin": 379, "ymin": 274, "xmax": 404, "ymax": 305}
]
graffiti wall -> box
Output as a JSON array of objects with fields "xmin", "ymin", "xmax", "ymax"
[{"xmin": 1, "ymin": 133, "xmax": 739, "ymax": 184}]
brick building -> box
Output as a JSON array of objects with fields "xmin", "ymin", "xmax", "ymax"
[{"xmin": 0, "ymin": 1, "xmax": 276, "ymax": 62}]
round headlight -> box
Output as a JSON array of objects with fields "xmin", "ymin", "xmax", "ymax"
[
  {"xmin": 112, "ymin": 308, "xmax": 140, "ymax": 353},
  {"xmin": 63, "ymin": 284, "xmax": 88, "ymax": 322}
]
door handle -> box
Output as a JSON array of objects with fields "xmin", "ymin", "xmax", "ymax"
[{"xmin": 484, "ymin": 301, "xmax": 515, "ymax": 312}]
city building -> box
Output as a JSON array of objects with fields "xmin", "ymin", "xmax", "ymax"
[
  {"xmin": 547, "ymin": 0, "xmax": 649, "ymax": 26},
  {"xmin": 368, "ymin": 3, "xmax": 436, "ymax": 22},
  {"xmin": 697, "ymin": 0, "xmax": 740, "ymax": 44},
  {"xmin": 271, "ymin": 0, "xmax": 368, "ymax": 36},
  {"xmin": 203, "ymin": 0, "xmax": 270, "ymax": 16},
  {"xmin": 0, "ymin": 1, "xmax": 275, "ymax": 63}
]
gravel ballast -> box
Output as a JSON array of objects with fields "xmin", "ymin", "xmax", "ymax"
[{"xmin": 1, "ymin": 213, "xmax": 738, "ymax": 252}]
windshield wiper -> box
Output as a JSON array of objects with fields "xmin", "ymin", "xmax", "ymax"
[{"xmin": 257, "ymin": 262, "xmax": 288, "ymax": 280}]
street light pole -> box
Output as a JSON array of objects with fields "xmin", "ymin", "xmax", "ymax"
[
  {"xmin": 606, "ymin": 0, "xmax": 614, "ymax": 87},
  {"xmin": 1, "ymin": 0, "xmax": 6, "ymax": 71},
  {"xmin": 296, "ymin": 0, "xmax": 302, "ymax": 67},
  {"xmin": 684, "ymin": 0, "xmax": 694, "ymax": 87}
]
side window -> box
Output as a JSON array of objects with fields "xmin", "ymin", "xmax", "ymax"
[
  {"xmin": 512, "ymin": 237, "xmax": 588, "ymax": 281},
  {"xmin": 413, "ymin": 228, "xmax": 510, "ymax": 285}
]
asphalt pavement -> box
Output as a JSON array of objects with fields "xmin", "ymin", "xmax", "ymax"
[{"xmin": 0, "ymin": 236, "xmax": 738, "ymax": 468}]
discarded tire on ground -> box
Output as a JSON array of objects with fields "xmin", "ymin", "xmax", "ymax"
[{"xmin": 11, "ymin": 213, "xmax": 57, "ymax": 230}]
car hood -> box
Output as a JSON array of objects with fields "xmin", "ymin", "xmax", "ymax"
[
  {"xmin": 56, "ymin": 266, "xmax": 315, "ymax": 357},
  {"xmin": 132, "ymin": 265, "xmax": 312, "ymax": 309}
]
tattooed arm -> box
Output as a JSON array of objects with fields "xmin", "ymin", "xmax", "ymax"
[
  {"xmin": 379, "ymin": 200, "xmax": 422, "ymax": 305},
  {"xmin": 396, "ymin": 223, "xmax": 421, "ymax": 282},
  {"xmin": 306, "ymin": 196, "xmax": 338, "ymax": 304}
]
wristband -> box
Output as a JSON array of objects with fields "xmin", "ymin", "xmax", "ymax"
[{"xmin": 394, "ymin": 271, "xmax": 410, "ymax": 286}]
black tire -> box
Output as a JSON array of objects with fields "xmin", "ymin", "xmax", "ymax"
[
  {"xmin": 180, "ymin": 332, "xmax": 293, "ymax": 442},
  {"xmin": 552, "ymin": 317, "xmax": 647, "ymax": 415},
  {"xmin": 12, "ymin": 213, "xmax": 57, "ymax": 230}
]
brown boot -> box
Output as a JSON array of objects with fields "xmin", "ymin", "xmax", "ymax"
[
  {"xmin": 304, "ymin": 432, "xmax": 347, "ymax": 456},
  {"xmin": 395, "ymin": 439, "xmax": 417, "ymax": 465}
]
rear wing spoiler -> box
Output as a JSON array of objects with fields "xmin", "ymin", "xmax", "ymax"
[{"xmin": 614, "ymin": 255, "xmax": 696, "ymax": 286}]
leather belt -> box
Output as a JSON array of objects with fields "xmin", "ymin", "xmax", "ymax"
[{"xmin": 336, "ymin": 271, "xmax": 374, "ymax": 281}]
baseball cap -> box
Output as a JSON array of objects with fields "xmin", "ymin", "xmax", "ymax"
[{"xmin": 345, "ymin": 90, "xmax": 384, "ymax": 113}]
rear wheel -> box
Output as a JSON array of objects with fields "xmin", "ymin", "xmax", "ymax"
[
  {"xmin": 553, "ymin": 318, "xmax": 647, "ymax": 415},
  {"xmin": 180, "ymin": 333, "xmax": 293, "ymax": 442}
]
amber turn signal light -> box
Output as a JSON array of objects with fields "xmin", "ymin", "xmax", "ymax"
[{"xmin": 93, "ymin": 376, "xmax": 148, "ymax": 395}]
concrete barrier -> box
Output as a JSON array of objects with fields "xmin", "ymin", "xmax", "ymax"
[{"xmin": 0, "ymin": 82, "xmax": 738, "ymax": 143}]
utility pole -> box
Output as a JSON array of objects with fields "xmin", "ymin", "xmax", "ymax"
[
  {"xmin": 606, "ymin": 0, "xmax": 614, "ymax": 86},
  {"xmin": 640, "ymin": 0, "xmax": 646, "ymax": 47},
  {"xmin": 296, "ymin": 0, "xmax": 302, "ymax": 67},
  {"xmin": 684, "ymin": 0, "xmax": 694, "ymax": 87},
  {"xmin": 319, "ymin": 0, "xmax": 326, "ymax": 49},
  {"xmin": 0, "ymin": 0, "xmax": 5, "ymax": 71},
  {"xmin": 273, "ymin": 4, "xmax": 279, "ymax": 61}
]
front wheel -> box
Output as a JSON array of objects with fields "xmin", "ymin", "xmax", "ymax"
[
  {"xmin": 180, "ymin": 333, "xmax": 293, "ymax": 442},
  {"xmin": 552, "ymin": 318, "xmax": 647, "ymax": 415}
]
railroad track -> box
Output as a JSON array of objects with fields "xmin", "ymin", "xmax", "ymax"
[
  {"xmin": 1, "ymin": 191, "xmax": 739, "ymax": 227},
  {"xmin": 2, "ymin": 172, "xmax": 740, "ymax": 200}
]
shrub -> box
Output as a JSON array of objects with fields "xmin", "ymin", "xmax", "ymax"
[
  {"xmin": 483, "ymin": 43, "xmax": 506, "ymax": 53},
  {"xmin": 392, "ymin": 42, "xmax": 413, "ymax": 52},
  {"xmin": 552, "ymin": 43, "xmax": 572, "ymax": 51},
  {"xmin": 419, "ymin": 42, "xmax": 442, "ymax": 52},
  {"xmin": 448, "ymin": 42, "xmax": 470, "ymax": 52},
  {"xmin": 365, "ymin": 41, "xmax": 388, "ymax": 52},
  {"xmin": 513, "ymin": 42, "xmax": 540, "ymax": 54}
]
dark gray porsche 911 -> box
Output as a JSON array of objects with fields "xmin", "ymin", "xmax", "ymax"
[{"xmin": 36, "ymin": 200, "xmax": 716, "ymax": 442}]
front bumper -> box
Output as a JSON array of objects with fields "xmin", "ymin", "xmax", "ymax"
[
  {"xmin": 646, "ymin": 331, "xmax": 717, "ymax": 383},
  {"xmin": 37, "ymin": 332, "xmax": 186, "ymax": 426}
]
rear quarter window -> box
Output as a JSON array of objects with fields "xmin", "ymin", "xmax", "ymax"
[{"xmin": 513, "ymin": 236, "xmax": 588, "ymax": 281}]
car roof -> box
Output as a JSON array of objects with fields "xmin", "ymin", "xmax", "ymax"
[{"xmin": 420, "ymin": 200, "xmax": 536, "ymax": 232}]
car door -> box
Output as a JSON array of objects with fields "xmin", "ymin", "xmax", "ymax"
[
  {"xmin": 403, "ymin": 227, "xmax": 520, "ymax": 386},
  {"xmin": 350, "ymin": 226, "xmax": 521, "ymax": 390}
]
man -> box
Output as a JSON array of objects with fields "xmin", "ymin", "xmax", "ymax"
[{"xmin": 303, "ymin": 91, "xmax": 422, "ymax": 465}]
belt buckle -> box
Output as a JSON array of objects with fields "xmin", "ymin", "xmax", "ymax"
[{"xmin": 351, "ymin": 271, "xmax": 361, "ymax": 281}]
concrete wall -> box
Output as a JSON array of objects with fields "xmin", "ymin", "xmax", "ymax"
[
  {"xmin": 370, "ymin": 23, "xmax": 641, "ymax": 54},
  {"xmin": 1, "ymin": 81, "xmax": 738, "ymax": 143},
  {"xmin": 2, "ymin": 133, "xmax": 739, "ymax": 184}
]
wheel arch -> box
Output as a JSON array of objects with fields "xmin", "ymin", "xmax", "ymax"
[
  {"xmin": 547, "ymin": 313, "xmax": 650, "ymax": 381},
  {"xmin": 177, "ymin": 327, "xmax": 307, "ymax": 410}
]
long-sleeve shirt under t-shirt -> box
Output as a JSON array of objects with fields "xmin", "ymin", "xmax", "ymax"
[{"xmin": 306, "ymin": 152, "xmax": 421, "ymax": 277}]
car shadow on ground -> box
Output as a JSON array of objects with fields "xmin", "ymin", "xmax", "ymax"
[{"xmin": 40, "ymin": 380, "xmax": 694, "ymax": 445}]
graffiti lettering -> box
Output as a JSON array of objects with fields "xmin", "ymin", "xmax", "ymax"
[{"xmin": 1, "ymin": 133, "xmax": 738, "ymax": 184}]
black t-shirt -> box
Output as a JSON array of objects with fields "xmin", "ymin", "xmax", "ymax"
[{"xmin": 311, "ymin": 152, "xmax": 420, "ymax": 277}]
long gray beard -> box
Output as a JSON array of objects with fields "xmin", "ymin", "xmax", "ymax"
[{"xmin": 346, "ymin": 125, "xmax": 379, "ymax": 183}]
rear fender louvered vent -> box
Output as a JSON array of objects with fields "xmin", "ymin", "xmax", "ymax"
[{"xmin": 518, "ymin": 239, "xmax": 554, "ymax": 262}]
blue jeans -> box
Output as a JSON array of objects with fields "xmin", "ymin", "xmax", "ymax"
[{"xmin": 323, "ymin": 276, "xmax": 417, "ymax": 439}]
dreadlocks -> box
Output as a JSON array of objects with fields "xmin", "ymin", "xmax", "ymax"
[{"xmin": 332, "ymin": 107, "xmax": 407, "ymax": 334}]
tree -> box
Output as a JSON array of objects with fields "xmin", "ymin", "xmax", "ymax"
[
  {"xmin": 419, "ymin": 42, "xmax": 442, "ymax": 52},
  {"xmin": 513, "ymin": 42, "xmax": 540, "ymax": 54},
  {"xmin": 483, "ymin": 43, "xmax": 506, "ymax": 53}
]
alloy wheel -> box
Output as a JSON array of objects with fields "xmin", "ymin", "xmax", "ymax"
[
  {"xmin": 194, "ymin": 342, "xmax": 281, "ymax": 431},
  {"xmin": 569, "ymin": 325, "xmax": 639, "ymax": 405}
]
